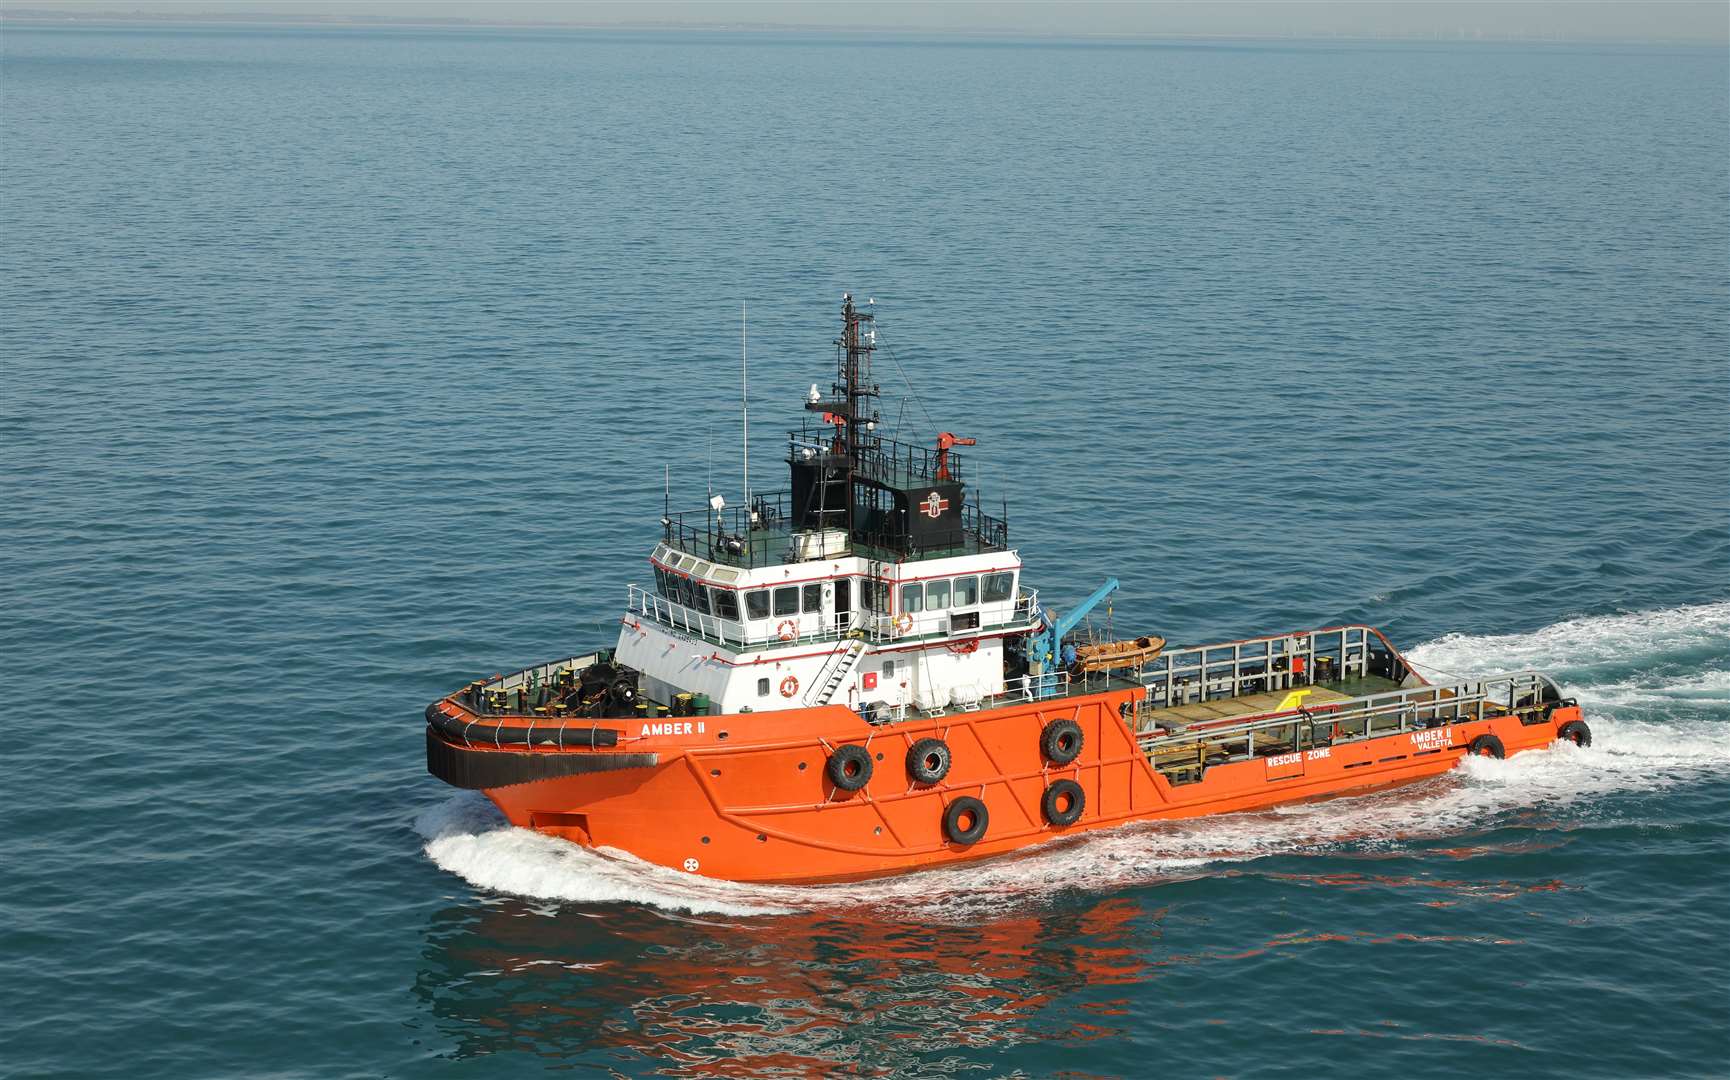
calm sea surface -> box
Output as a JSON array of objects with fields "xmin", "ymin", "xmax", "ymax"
[{"xmin": 2, "ymin": 24, "xmax": 1727, "ymax": 1079}]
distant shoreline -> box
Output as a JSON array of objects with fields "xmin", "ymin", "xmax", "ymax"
[{"xmin": 1, "ymin": 9, "xmax": 1721, "ymax": 48}]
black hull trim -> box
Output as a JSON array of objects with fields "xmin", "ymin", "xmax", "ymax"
[
  {"xmin": 426, "ymin": 727, "xmax": 658, "ymax": 790},
  {"xmin": 425, "ymin": 702, "xmax": 622, "ymax": 750}
]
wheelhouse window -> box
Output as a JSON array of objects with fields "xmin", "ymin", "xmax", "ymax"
[
  {"xmin": 802, "ymin": 583, "xmax": 822, "ymax": 613},
  {"xmin": 713, "ymin": 589, "xmax": 740, "ymax": 620},
  {"xmin": 691, "ymin": 581, "xmax": 712, "ymax": 615},
  {"xmin": 925, "ymin": 578, "xmax": 950, "ymax": 611},
  {"xmin": 899, "ymin": 583, "xmax": 924, "ymax": 614},
  {"xmin": 773, "ymin": 586, "xmax": 799, "ymax": 617},
  {"xmin": 745, "ymin": 589, "xmax": 770, "ymax": 620},
  {"xmin": 953, "ymin": 575, "xmax": 978, "ymax": 607},
  {"xmin": 983, "ymin": 572, "xmax": 1014, "ymax": 603}
]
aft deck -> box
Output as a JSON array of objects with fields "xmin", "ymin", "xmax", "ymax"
[
  {"xmin": 1143, "ymin": 674, "xmax": 1405, "ymax": 729},
  {"xmin": 1136, "ymin": 668, "xmax": 1567, "ymax": 784}
]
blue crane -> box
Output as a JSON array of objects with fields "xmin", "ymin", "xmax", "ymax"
[{"xmin": 1026, "ymin": 577, "xmax": 1119, "ymax": 698}]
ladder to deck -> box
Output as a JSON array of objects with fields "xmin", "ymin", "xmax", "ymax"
[{"xmin": 805, "ymin": 638, "xmax": 868, "ymax": 707}]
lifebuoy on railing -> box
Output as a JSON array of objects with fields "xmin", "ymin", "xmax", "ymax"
[
  {"xmin": 894, "ymin": 612, "xmax": 914, "ymax": 635},
  {"xmin": 780, "ymin": 675, "xmax": 799, "ymax": 698},
  {"xmin": 777, "ymin": 619, "xmax": 798, "ymax": 641}
]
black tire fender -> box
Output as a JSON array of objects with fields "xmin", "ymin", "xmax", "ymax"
[
  {"xmin": 943, "ymin": 796, "xmax": 989, "ymax": 846},
  {"xmin": 1467, "ymin": 733, "xmax": 1505, "ymax": 759},
  {"xmin": 906, "ymin": 737, "xmax": 952, "ymax": 785},
  {"xmin": 1042, "ymin": 779, "xmax": 1085, "ymax": 827},
  {"xmin": 825, "ymin": 744, "xmax": 873, "ymax": 791},
  {"xmin": 1041, "ymin": 718, "xmax": 1084, "ymax": 765},
  {"xmin": 1557, "ymin": 719, "xmax": 1592, "ymax": 748}
]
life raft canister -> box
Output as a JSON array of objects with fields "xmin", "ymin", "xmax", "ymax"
[
  {"xmin": 1042, "ymin": 779, "xmax": 1085, "ymax": 827},
  {"xmin": 906, "ymin": 737, "xmax": 951, "ymax": 785},
  {"xmin": 943, "ymin": 796, "xmax": 989, "ymax": 846},
  {"xmin": 826, "ymin": 744, "xmax": 873, "ymax": 791},
  {"xmin": 779, "ymin": 675, "xmax": 799, "ymax": 698},
  {"xmin": 1040, "ymin": 718, "xmax": 1084, "ymax": 765}
]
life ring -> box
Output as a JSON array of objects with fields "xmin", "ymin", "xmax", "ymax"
[
  {"xmin": 943, "ymin": 796, "xmax": 989, "ymax": 846},
  {"xmin": 1557, "ymin": 719, "xmax": 1592, "ymax": 748},
  {"xmin": 946, "ymin": 638, "xmax": 979, "ymax": 655},
  {"xmin": 894, "ymin": 612, "xmax": 914, "ymax": 635},
  {"xmin": 1042, "ymin": 779, "xmax": 1085, "ymax": 827},
  {"xmin": 1040, "ymin": 718, "xmax": 1084, "ymax": 765},
  {"xmin": 776, "ymin": 619, "xmax": 797, "ymax": 642},
  {"xmin": 906, "ymin": 737, "xmax": 951, "ymax": 785},
  {"xmin": 826, "ymin": 744, "xmax": 873, "ymax": 791},
  {"xmin": 779, "ymin": 675, "xmax": 799, "ymax": 698},
  {"xmin": 1467, "ymin": 733, "xmax": 1505, "ymax": 759}
]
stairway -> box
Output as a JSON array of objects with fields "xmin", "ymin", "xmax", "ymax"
[{"xmin": 805, "ymin": 638, "xmax": 868, "ymax": 706}]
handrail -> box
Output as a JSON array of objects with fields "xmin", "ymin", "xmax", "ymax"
[
  {"xmin": 804, "ymin": 637, "xmax": 867, "ymax": 706},
  {"xmin": 446, "ymin": 652, "xmax": 609, "ymax": 717},
  {"xmin": 1004, "ymin": 670, "xmax": 1071, "ymax": 701},
  {"xmin": 1140, "ymin": 624, "xmax": 1413, "ymax": 709},
  {"xmin": 659, "ymin": 491, "xmax": 795, "ymax": 569},
  {"xmin": 628, "ymin": 583, "xmax": 1039, "ymax": 652},
  {"xmin": 789, "ymin": 427, "xmax": 967, "ymax": 487},
  {"xmin": 1137, "ymin": 669, "xmax": 1563, "ymax": 755}
]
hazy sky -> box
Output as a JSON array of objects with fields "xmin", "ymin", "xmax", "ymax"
[{"xmin": 7, "ymin": 1, "xmax": 1727, "ymax": 44}]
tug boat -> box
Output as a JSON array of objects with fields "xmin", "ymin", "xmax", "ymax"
[{"xmin": 425, "ymin": 295, "xmax": 1592, "ymax": 885}]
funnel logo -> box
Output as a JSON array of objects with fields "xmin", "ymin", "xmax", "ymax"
[{"xmin": 921, "ymin": 492, "xmax": 949, "ymax": 519}]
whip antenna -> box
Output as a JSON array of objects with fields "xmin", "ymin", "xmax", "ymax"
[{"xmin": 742, "ymin": 301, "xmax": 750, "ymax": 519}]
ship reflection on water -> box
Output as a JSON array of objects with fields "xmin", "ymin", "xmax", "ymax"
[
  {"xmin": 413, "ymin": 851, "xmax": 1577, "ymax": 1074},
  {"xmin": 414, "ymin": 896, "xmax": 1155, "ymax": 1073}
]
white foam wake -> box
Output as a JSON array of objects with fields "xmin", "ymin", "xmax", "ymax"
[
  {"xmin": 419, "ymin": 602, "xmax": 1730, "ymax": 919},
  {"xmin": 1405, "ymin": 601, "xmax": 1730, "ymax": 684}
]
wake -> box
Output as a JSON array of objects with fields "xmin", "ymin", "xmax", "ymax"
[{"xmin": 417, "ymin": 602, "xmax": 1730, "ymax": 918}]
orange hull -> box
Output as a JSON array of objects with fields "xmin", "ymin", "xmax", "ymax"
[{"xmin": 428, "ymin": 689, "xmax": 1586, "ymax": 885}]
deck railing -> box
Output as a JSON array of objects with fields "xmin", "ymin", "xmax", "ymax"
[
  {"xmin": 1139, "ymin": 625, "xmax": 1409, "ymax": 709},
  {"xmin": 450, "ymin": 652, "xmax": 608, "ymax": 715},
  {"xmin": 1136, "ymin": 669, "xmax": 1564, "ymax": 760},
  {"xmin": 629, "ymin": 583, "xmax": 1039, "ymax": 652}
]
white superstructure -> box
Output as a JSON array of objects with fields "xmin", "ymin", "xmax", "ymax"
[{"xmin": 617, "ymin": 541, "xmax": 1039, "ymax": 718}]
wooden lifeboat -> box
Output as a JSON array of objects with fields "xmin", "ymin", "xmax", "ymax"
[{"xmin": 1071, "ymin": 635, "xmax": 1166, "ymax": 674}]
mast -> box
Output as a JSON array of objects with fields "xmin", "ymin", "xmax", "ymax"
[
  {"xmin": 810, "ymin": 293, "xmax": 882, "ymax": 469},
  {"xmin": 809, "ymin": 294, "xmax": 879, "ymax": 536}
]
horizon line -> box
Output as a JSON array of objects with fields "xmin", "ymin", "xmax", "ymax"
[{"xmin": 2, "ymin": 8, "xmax": 1724, "ymax": 48}]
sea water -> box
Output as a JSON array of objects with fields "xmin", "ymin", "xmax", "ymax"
[{"xmin": 2, "ymin": 24, "xmax": 1726, "ymax": 1078}]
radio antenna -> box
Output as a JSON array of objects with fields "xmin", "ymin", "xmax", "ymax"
[{"xmin": 741, "ymin": 301, "xmax": 750, "ymax": 520}]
